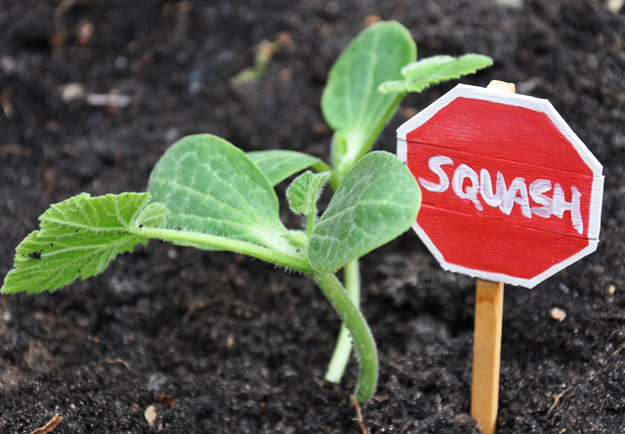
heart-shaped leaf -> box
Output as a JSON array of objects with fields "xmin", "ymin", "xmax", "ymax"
[
  {"xmin": 308, "ymin": 152, "xmax": 421, "ymax": 272},
  {"xmin": 322, "ymin": 21, "xmax": 416, "ymax": 175},
  {"xmin": 147, "ymin": 134, "xmax": 290, "ymax": 252}
]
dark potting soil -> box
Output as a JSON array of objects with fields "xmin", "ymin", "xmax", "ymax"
[{"xmin": 1, "ymin": 0, "xmax": 624, "ymax": 432}]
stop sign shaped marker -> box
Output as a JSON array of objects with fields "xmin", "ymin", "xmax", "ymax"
[{"xmin": 398, "ymin": 84, "xmax": 604, "ymax": 288}]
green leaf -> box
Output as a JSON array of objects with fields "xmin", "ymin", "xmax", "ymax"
[
  {"xmin": 321, "ymin": 21, "xmax": 416, "ymax": 175},
  {"xmin": 147, "ymin": 134, "xmax": 292, "ymax": 253},
  {"xmin": 247, "ymin": 150, "xmax": 329, "ymax": 186},
  {"xmin": 134, "ymin": 202, "xmax": 169, "ymax": 228},
  {"xmin": 286, "ymin": 171, "xmax": 331, "ymax": 216},
  {"xmin": 378, "ymin": 54, "xmax": 493, "ymax": 94},
  {"xmin": 308, "ymin": 152, "xmax": 421, "ymax": 273},
  {"xmin": 1, "ymin": 193, "xmax": 153, "ymax": 294}
]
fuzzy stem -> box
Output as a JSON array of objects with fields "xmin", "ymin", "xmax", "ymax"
[
  {"xmin": 306, "ymin": 214, "xmax": 315, "ymax": 238},
  {"xmin": 139, "ymin": 226, "xmax": 378, "ymax": 399},
  {"xmin": 324, "ymin": 259, "xmax": 360, "ymax": 383},
  {"xmin": 324, "ymin": 93, "xmax": 404, "ymax": 379},
  {"xmin": 136, "ymin": 227, "xmax": 313, "ymax": 274},
  {"xmin": 311, "ymin": 270, "xmax": 377, "ymax": 402}
]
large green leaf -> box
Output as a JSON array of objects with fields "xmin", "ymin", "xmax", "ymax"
[
  {"xmin": 378, "ymin": 54, "xmax": 493, "ymax": 94},
  {"xmin": 321, "ymin": 21, "xmax": 416, "ymax": 175},
  {"xmin": 308, "ymin": 152, "xmax": 421, "ymax": 272},
  {"xmin": 247, "ymin": 150, "xmax": 329, "ymax": 186},
  {"xmin": 147, "ymin": 134, "xmax": 291, "ymax": 252},
  {"xmin": 1, "ymin": 193, "xmax": 161, "ymax": 294}
]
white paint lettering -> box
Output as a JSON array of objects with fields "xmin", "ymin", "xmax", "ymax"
[
  {"xmin": 420, "ymin": 155, "xmax": 584, "ymax": 233},
  {"xmin": 418, "ymin": 156, "xmax": 453, "ymax": 193},
  {"xmin": 552, "ymin": 184, "xmax": 583, "ymax": 234},
  {"xmin": 452, "ymin": 164, "xmax": 483, "ymax": 210},
  {"xmin": 529, "ymin": 179, "xmax": 552, "ymax": 218},
  {"xmin": 500, "ymin": 177, "xmax": 532, "ymax": 218},
  {"xmin": 480, "ymin": 169, "xmax": 505, "ymax": 207}
]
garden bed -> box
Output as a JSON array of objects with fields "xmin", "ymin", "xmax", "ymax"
[{"xmin": 1, "ymin": 0, "xmax": 624, "ymax": 432}]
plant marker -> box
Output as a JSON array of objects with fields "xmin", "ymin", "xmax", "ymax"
[
  {"xmin": 397, "ymin": 79, "xmax": 604, "ymax": 433},
  {"xmin": 470, "ymin": 80, "xmax": 514, "ymax": 434}
]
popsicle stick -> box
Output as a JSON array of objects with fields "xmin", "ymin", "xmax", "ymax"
[
  {"xmin": 471, "ymin": 279, "xmax": 504, "ymax": 434},
  {"xmin": 486, "ymin": 79, "xmax": 516, "ymax": 93},
  {"xmin": 470, "ymin": 80, "xmax": 514, "ymax": 434}
]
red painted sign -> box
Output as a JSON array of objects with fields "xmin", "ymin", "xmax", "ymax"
[{"xmin": 397, "ymin": 84, "xmax": 604, "ymax": 288}]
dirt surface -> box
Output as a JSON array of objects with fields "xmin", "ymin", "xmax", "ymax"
[{"xmin": 1, "ymin": 0, "xmax": 624, "ymax": 432}]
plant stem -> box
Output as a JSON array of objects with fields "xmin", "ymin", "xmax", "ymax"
[
  {"xmin": 141, "ymin": 227, "xmax": 378, "ymax": 400},
  {"xmin": 310, "ymin": 270, "xmax": 378, "ymax": 402},
  {"xmin": 324, "ymin": 93, "xmax": 405, "ymax": 378},
  {"xmin": 306, "ymin": 213, "xmax": 315, "ymax": 237},
  {"xmin": 136, "ymin": 227, "xmax": 313, "ymax": 274},
  {"xmin": 324, "ymin": 259, "xmax": 360, "ymax": 383}
]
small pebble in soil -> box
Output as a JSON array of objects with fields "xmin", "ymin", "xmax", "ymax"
[
  {"xmin": 550, "ymin": 307, "xmax": 567, "ymax": 322},
  {"xmin": 145, "ymin": 405, "xmax": 161, "ymax": 431},
  {"xmin": 2, "ymin": 311, "xmax": 13, "ymax": 323}
]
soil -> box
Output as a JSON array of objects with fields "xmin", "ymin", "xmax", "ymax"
[{"xmin": 1, "ymin": 0, "xmax": 624, "ymax": 432}]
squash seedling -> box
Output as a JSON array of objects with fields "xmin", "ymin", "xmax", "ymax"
[
  {"xmin": 318, "ymin": 21, "xmax": 492, "ymax": 384},
  {"xmin": 1, "ymin": 21, "xmax": 492, "ymax": 401}
]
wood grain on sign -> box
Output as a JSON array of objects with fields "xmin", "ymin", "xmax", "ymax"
[{"xmin": 397, "ymin": 84, "xmax": 604, "ymax": 288}]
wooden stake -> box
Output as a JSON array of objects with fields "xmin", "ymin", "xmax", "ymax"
[
  {"xmin": 486, "ymin": 79, "xmax": 516, "ymax": 93},
  {"xmin": 470, "ymin": 81, "xmax": 514, "ymax": 434},
  {"xmin": 471, "ymin": 279, "xmax": 504, "ymax": 434}
]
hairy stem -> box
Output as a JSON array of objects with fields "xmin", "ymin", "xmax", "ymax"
[
  {"xmin": 324, "ymin": 93, "xmax": 405, "ymax": 379},
  {"xmin": 311, "ymin": 270, "xmax": 378, "ymax": 402},
  {"xmin": 306, "ymin": 212, "xmax": 315, "ymax": 238},
  {"xmin": 325, "ymin": 259, "xmax": 360, "ymax": 382},
  {"xmin": 140, "ymin": 226, "xmax": 377, "ymax": 399},
  {"xmin": 136, "ymin": 227, "xmax": 313, "ymax": 274}
]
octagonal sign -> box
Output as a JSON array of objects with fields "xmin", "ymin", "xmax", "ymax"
[{"xmin": 398, "ymin": 84, "xmax": 604, "ymax": 288}]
